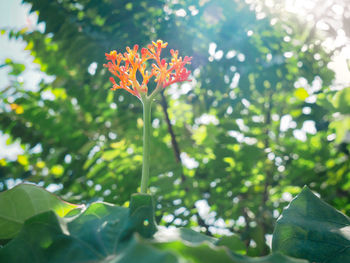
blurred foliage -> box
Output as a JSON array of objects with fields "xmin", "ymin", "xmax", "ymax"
[{"xmin": 0, "ymin": 0, "xmax": 349, "ymax": 256}]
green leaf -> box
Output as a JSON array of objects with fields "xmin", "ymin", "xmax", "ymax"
[
  {"xmin": 102, "ymin": 149, "xmax": 120, "ymax": 161},
  {"xmin": 241, "ymin": 253, "xmax": 308, "ymax": 262},
  {"xmin": 0, "ymin": 193, "xmax": 308, "ymax": 263},
  {"xmin": 0, "ymin": 208, "xmax": 176, "ymax": 263},
  {"xmin": 154, "ymin": 226, "xmax": 217, "ymax": 244},
  {"xmin": 156, "ymin": 240, "xmax": 237, "ymax": 262},
  {"xmin": 329, "ymin": 116, "xmax": 350, "ymax": 144},
  {"xmin": 0, "ymin": 194, "xmax": 165, "ymax": 262},
  {"xmin": 67, "ymin": 202, "xmax": 130, "ymax": 256},
  {"xmin": 4, "ymin": 59, "xmax": 26, "ymax": 76},
  {"xmin": 0, "ymin": 212, "xmax": 73, "ymax": 263},
  {"xmin": 216, "ymin": 235, "xmax": 246, "ymax": 254},
  {"xmin": 154, "ymin": 225, "xmax": 306, "ymax": 262},
  {"xmin": 272, "ymin": 186, "xmax": 350, "ymax": 263},
  {"xmin": 156, "ymin": 240, "xmax": 308, "ymax": 263},
  {"xmin": 332, "ymin": 87, "xmax": 350, "ymax": 114},
  {"xmin": 294, "ymin": 88, "xmax": 309, "ymax": 100},
  {"xmin": 107, "ymin": 236, "xmax": 178, "ymax": 263},
  {"xmin": 0, "ymin": 184, "xmax": 79, "ymax": 240}
]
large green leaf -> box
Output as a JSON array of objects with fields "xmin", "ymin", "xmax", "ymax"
[
  {"xmin": 272, "ymin": 186, "xmax": 350, "ymax": 262},
  {"xmin": 156, "ymin": 240, "xmax": 308, "ymax": 263},
  {"xmin": 0, "ymin": 184, "xmax": 79, "ymax": 240},
  {"xmin": 0, "ymin": 187, "xmax": 308, "ymax": 263},
  {"xmin": 0, "ymin": 209, "xmax": 177, "ymax": 263},
  {"xmin": 153, "ymin": 224, "xmax": 307, "ymax": 262},
  {"xmin": 241, "ymin": 253, "xmax": 308, "ymax": 263},
  {"xmin": 154, "ymin": 226, "xmax": 217, "ymax": 244},
  {"xmin": 1, "ymin": 206, "xmax": 307, "ymax": 263},
  {"xmin": 0, "ymin": 189, "xmax": 170, "ymax": 262},
  {"xmin": 107, "ymin": 237, "xmax": 178, "ymax": 263},
  {"xmin": 216, "ymin": 235, "xmax": 247, "ymax": 254}
]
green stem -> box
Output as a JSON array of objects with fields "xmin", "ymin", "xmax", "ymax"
[
  {"xmin": 140, "ymin": 98, "xmax": 152, "ymax": 193},
  {"xmin": 139, "ymin": 83, "xmax": 162, "ymax": 193}
]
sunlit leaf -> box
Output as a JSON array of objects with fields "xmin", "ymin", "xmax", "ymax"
[
  {"xmin": 0, "ymin": 184, "xmax": 79, "ymax": 240},
  {"xmin": 272, "ymin": 186, "xmax": 350, "ymax": 262},
  {"xmin": 294, "ymin": 88, "xmax": 309, "ymax": 100}
]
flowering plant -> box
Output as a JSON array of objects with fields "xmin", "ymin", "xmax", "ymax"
[
  {"xmin": 104, "ymin": 40, "xmax": 191, "ymax": 99},
  {"xmin": 104, "ymin": 40, "xmax": 192, "ymax": 193}
]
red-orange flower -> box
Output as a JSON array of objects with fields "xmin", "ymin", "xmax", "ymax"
[{"xmin": 103, "ymin": 40, "xmax": 192, "ymax": 98}]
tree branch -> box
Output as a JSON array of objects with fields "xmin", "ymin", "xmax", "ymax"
[
  {"xmin": 160, "ymin": 92, "xmax": 181, "ymax": 163},
  {"xmin": 160, "ymin": 92, "xmax": 186, "ymax": 183}
]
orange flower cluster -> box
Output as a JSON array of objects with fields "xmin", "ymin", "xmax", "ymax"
[{"xmin": 103, "ymin": 40, "xmax": 192, "ymax": 98}]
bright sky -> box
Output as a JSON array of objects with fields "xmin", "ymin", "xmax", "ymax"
[
  {"xmin": 0, "ymin": 0, "xmax": 44, "ymax": 89},
  {"xmin": 0, "ymin": 0, "xmax": 44, "ymax": 159}
]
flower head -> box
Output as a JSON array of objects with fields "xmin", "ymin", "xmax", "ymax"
[{"xmin": 104, "ymin": 40, "xmax": 191, "ymax": 98}]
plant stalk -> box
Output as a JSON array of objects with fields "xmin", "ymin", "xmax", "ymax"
[{"xmin": 140, "ymin": 98, "xmax": 152, "ymax": 193}]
